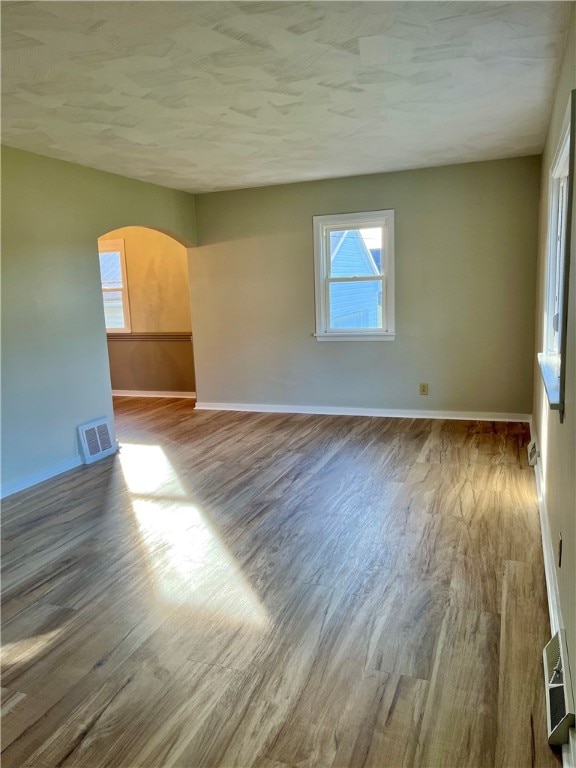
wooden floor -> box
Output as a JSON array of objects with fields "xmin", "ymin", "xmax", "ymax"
[{"xmin": 1, "ymin": 398, "xmax": 560, "ymax": 768}]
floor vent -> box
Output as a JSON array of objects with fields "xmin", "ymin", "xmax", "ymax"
[
  {"xmin": 543, "ymin": 629, "xmax": 575, "ymax": 745},
  {"xmin": 77, "ymin": 418, "xmax": 118, "ymax": 464},
  {"xmin": 527, "ymin": 439, "xmax": 540, "ymax": 466}
]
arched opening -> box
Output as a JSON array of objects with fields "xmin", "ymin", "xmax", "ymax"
[{"xmin": 97, "ymin": 225, "xmax": 196, "ymax": 400}]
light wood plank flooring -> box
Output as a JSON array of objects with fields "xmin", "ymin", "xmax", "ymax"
[{"xmin": 1, "ymin": 398, "xmax": 560, "ymax": 767}]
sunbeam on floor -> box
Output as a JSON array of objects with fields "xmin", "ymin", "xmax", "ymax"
[{"xmin": 119, "ymin": 442, "xmax": 270, "ymax": 629}]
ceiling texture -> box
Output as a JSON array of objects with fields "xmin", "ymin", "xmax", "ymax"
[{"xmin": 1, "ymin": 1, "xmax": 572, "ymax": 193}]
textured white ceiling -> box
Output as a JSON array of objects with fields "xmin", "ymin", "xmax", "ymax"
[{"xmin": 1, "ymin": 1, "xmax": 572, "ymax": 193}]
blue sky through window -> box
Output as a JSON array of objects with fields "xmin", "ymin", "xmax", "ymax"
[{"xmin": 99, "ymin": 251, "xmax": 122, "ymax": 289}]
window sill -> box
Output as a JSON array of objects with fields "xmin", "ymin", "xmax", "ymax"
[
  {"xmin": 537, "ymin": 352, "xmax": 562, "ymax": 409},
  {"xmin": 314, "ymin": 332, "xmax": 396, "ymax": 342}
]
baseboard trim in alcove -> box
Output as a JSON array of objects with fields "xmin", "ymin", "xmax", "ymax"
[{"xmin": 112, "ymin": 390, "xmax": 196, "ymax": 399}]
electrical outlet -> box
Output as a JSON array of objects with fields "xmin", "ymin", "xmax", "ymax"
[{"xmin": 419, "ymin": 383, "xmax": 429, "ymax": 396}]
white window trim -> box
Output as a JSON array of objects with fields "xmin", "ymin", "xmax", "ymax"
[
  {"xmin": 313, "ymin": 209, "xmax": 395, "ymax": 341},
  {"xmin": 546, "ymin": 124, "xmax": 570, "ymax": 360},
  {"xmin": 98, "ymin": 238, "xmax": 132, "ymax": 333},
  {"xmin": 538, "ymin": 115, "xmax": 570, "ymax": 408}
]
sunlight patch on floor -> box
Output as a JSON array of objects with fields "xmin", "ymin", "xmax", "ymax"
[
  {"xmin": 119, "ymin": 442, "xmax": 186, "ymax": 496},
  {"xmin": 120, "ymin": 443, "xmax": 269, "ymax": 629}
]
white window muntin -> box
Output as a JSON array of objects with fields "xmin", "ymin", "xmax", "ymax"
[{"xmin": 313, "ymin": 209, "xmax": 395, "ymax": 341}]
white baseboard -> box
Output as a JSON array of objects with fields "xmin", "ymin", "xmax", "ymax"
[
  {"xmin": 1, "ymin": 455, "xmax": 83, "ymax": 499},
  {"xmin": 529, "ymin": 425, "xmax": 575, "ymax": 768},
  {"xmin": 195, "ymin": 402, "xmax": 530, "ymax": 422},
  {"xmin": 112, "ymin": 390, "xmax": 196, "ymax": 399}
]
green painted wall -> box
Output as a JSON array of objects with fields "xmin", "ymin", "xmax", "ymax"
[
  {"xmin": 1, "ymin": 146, "xmax": 196, "ymax": 493},
  {"xmin": 192, "ymin": 156, "xmax": 541, "ymax": 414}
]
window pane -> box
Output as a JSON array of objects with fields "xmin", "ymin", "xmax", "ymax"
[
  {"xmin": 329, "ymin": 280, "xmax": 382, "ymax": 330},
  {"xmin": 99, "ymin": 251, "xmax": 123, "ymax": 289},
  {"xmin": 329, "ymin": 228, "xmax": 382, "ymax": 278},
  {"xmin": 103, "ymin": 290, "xmax": 125, "ymax": 328}
]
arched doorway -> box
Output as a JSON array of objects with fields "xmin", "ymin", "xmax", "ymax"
[{"xmin": 97, "ymin": 226, "xmax": 196, "ymax": 399}]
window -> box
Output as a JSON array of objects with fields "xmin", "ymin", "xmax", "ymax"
[
  {"xmin": 546, "ymin": 133, "xmax": 569, "ymax": 363},
  {"xmin": 98, "ymin": 238, "xmax": 131, "ymax": 332},
  {"xmin": 313, "ymin": 209, "xmax": 395, "ymax": 341},
  {"xmin": 538, "ymin": 102, "xmax": 572, "ymax": 414}
]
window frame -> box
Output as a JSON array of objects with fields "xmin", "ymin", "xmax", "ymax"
[
  {"xmin": 98, "ymin": 238, "xmax": 132, "ymax": 333},
  {"xmin": 545, "ymin": 129, "xmax": 569, "ymax": 363},
  {"xmin": 313, "ymin": 209, "xmax": 395, "ymax": 342},
  {"xmin": 538, "ymin": 90, "xmax": 574, "ymax": 422}
]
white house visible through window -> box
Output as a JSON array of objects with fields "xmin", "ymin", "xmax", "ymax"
[
  {"xmin": 98, "ymin": 238, "xmax": 131, "ymax": 332},
  {"xmin": 313, "ymin": 210, "xmax": 395, "ymax": 341}
]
